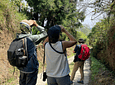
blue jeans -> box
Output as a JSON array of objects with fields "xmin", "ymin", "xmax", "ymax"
[{"xmin": 47, "ymin": 75, "xmax": 71, "ymax": 85}]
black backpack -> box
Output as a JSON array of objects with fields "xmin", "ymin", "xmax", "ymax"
[{"xmin": 7, "ymin": 38, "xmax": 28, "ymax": 67}]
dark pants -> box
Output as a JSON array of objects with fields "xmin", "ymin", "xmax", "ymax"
[
  {"xmin": 47, "ymin": 75, "xmax": 71, "ymax": 85},
  {"xmin": 19, "ymin": 70, "xmax": 38, "ymax": 85}
]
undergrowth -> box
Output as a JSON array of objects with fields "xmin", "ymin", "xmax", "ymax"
[
  {"xmin": 90, "ymin": 55, "xmax": 115, "ymax": 85},
  {"xmin": 90, "ymin": 56, "xmax": 107, "ymax": 81}
]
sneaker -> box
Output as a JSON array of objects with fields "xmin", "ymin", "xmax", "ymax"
[
  {"xmin": 70, "ymin": 80, "xmax": 73, "ymax": 84},
  {"xmin": 77, "ymin": 80, "xmax": 84, "ymax": 84}
]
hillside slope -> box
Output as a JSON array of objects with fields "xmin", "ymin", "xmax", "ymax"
[{"xmin": 0, "ymin": 0, "xmax": 27, "ymax": 84}]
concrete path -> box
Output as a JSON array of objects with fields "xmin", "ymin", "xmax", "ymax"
[{"xmin": 36, "ymin": 56, "xmax": 91, "ymax": 85}]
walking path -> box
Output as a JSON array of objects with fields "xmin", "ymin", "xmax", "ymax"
[{"xmin": 36, "ymin": 56, "xmax": 91, "ymax": 85}]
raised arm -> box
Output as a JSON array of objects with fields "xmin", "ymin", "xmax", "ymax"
[
  {"xmin": 59, "ymin": 25, "xmax": 77, "ymax": 51},
  {"xmin": 33, "ymin": 20, "xmax": 45, "ymax": 32},
  {"xmin": 43, "ymin": 37, "xmax": 49, "ymax": 47}
]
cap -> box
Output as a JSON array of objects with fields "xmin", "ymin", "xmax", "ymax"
[
  {"xmin": 48, "ymin": 25, "xmax": 61, "ymax": 38},
  {"xmin": 48, "ymin": 25, "xmax": 61, "ymax": 43},
  {"xmin": 20, "ymin": 21, "xmax": 30, "ymax": 28},
  {"xmin": 20, "ymin": 22, "xmax": 30, "ymax": 34}
]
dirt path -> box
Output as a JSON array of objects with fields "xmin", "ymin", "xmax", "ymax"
[{"xmin": 36, "ymin": 56, "xmax": 91, "ymax": 85}]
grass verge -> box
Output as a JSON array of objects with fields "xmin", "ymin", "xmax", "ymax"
[
  {"xmin": 89, "ymin": 56, "xmax": 115, "ymax": 85},
  {"xmin": 90, "ymin": 56, "xmax": 107, "ymax": 81}
]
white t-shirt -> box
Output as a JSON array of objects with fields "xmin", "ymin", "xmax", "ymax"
[{"xmin": 45, "ymin": 41, "xmax": 70, "ymax": 77}]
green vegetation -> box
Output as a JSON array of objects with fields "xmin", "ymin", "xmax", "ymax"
[
  {"xmin": 90, "ymin": 56, "xmax": 107, "ymax": 81},
  {"xmin": 67, "ymin": 47, "xmax": 74, "ymax": 58},
  {"xmin": 38, "ymin": 60, "xmax": 43, "ymax": 73},
  {"xmin": 67, "ymin": 53, "xmax": 74, "ymax": 59},
  {"xmin": 7, "ymin": 77, "xmax": 15, "ymax": 83},
  {"xmin": 0, "ymin": 0, "xmax": 27, "ymax": 36},
  {"xmin": 90, "ymin": 54, "xmax": 115, "ymax": 85},
  {"xmin": 69, "ymin": 62, "xmax": 74, "ymax": 75},
  {"xmin": 12, "ymin": 0, "xmax": 88, "ymax": 41},
  {"xmin": 7, "ymin": 0, "xmax": 90, "ymax": 42},
  {"xmin": 88, "ymin": 18, "xmax": 111, "ymax": 47},
  {"xmin": 87, "ymin": 7, "xmax": 115, "ymax": 71},
  {"xmin": 25, "ymin": 0, "xmax": 85, "ymax": 29}
]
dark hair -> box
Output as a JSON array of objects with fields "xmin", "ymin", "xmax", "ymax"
[
  {"xmin": 48, "ymin": 25, "xmax": 61, "ymax": 43},
  {"xmin": 49, "ymin": 36, "xmax": 59, "ymax": 43}
]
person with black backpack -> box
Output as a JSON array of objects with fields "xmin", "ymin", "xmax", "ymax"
[
  {"xmin": 70, "ymin": 38, "xmax": 90, "ymax": 84},
  {"xmin": 7, "ymin": 19, "xmax": 47, "ymax": 85},
  {"xmin": 43, "ymin": 25, "xmax": 77, "ymax": 85}
]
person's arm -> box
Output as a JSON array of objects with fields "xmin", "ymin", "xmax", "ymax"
[
  {"xmin": 60, "ymin": 25, "xmax": 76, "ymax": 41},
  {"xmin": 73, "ymin": 51, "xmax": 75, "ymax": 53},
  {"xmin": 59, "ymin": 25, "xmax": 77, "ymax": 51},
  {"xmin": 73, "ymin": 46, "xmax": 77, "ymax": 53},
  {"xmin": 43, "ymin": 37, "xmax": 49, "ymax": 47},
  {"xmin": 33, "ymin": 21, "xmax": 45, "ymax": 32},
  {"xmin": 29, "ymin": 20, "xmax": 47, "ymax": 45}
]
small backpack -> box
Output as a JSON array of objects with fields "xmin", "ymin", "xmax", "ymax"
[
  {"xmin": 78, "ymin": 44, "xmax": 90, "ymax": 61},
  {"xmin": 7, "ymin": 38, "xmax": 28, "ymax": 67}
]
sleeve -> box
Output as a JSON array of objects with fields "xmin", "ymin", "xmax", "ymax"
[
  {"xmin": 37, "ymin": 25, "xmax": 45, "ymax": 32},
  {"xmin": 29, "ymin": 31, "xmax": 47, "ymax": 46}
]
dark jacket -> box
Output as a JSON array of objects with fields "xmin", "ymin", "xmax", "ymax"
[{"xmin": 73, "ymin": 44, "xmax": 84, "ymax": 62}]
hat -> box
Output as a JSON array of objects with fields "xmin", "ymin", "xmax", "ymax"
[
  {"xmin": 78, "ymin": 38, "xmax": 84, "ymax": 43},
  {"xmin": 20, "ymin": 21, "xmax": 30, "ymax": 34},
  {"xmin": 48, "ymin": 25, "xmax": 61, "ymax": 43}
]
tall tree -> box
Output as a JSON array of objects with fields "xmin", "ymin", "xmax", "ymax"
[{"xmin": 25, "ymin": 0, "xmax": 85, "ymax": 30}]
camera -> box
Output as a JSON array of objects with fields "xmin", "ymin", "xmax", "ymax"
[{"xmin": 43, "ymin": 72, "xmax": 47, "ymax": 81}]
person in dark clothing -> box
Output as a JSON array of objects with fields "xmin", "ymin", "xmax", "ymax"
[
  {"xmin": 17, "ymin": 20, "xmax": 47, "ymax": 85},
  {"xmin": 70, "ymin": 38, "xmax": 85, "ymax": 84}
]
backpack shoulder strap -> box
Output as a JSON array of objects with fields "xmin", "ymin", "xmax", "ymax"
[
  {"xmin": 22, "ymin": 38, "xmax": 27, "ymax": 54},
  {"xmin": 22, "ymin": 38, "xmax": 25, "ymax": 56},
  {"xmin": 22, "ymin": 38, "xmax": 28, "ymax": 60},
  {"xmin": 43, "ymin": 42, "xmax": 47, "ymax": 64},
  {"xmin": 43, "ymin": 42, "xmax": 47, "ymax": 72}
]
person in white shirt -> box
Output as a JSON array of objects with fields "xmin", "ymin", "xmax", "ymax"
[{"xmin": 43, "ymin": 25, "xmax": 77, "ymax": 85}]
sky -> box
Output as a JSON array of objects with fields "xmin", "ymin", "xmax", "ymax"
[
  {"xmin": 82, "ymin": 7, "xmax": 104, "ymax": 28},
  {"xmin": 81, "ymin": 8, "xmax": 106, "ymax": 29},
  {"xmin": 77, "ymin": 0, "xmax": 106, "ymax": 28}
]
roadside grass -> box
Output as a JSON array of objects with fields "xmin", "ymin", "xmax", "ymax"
[
  {"xmin": 3, "ymin": 77, "xmax": 16, "ymax": 85},
  {"xmin": 69, "ymin": 62, "xmax": 74, "ymax": 75},
  {"xmin": 89, "ymin": 54, "xmax": 115, "ymax": 85},
  {"xmin": 67, "ymin": 53, "xmax": 74, "ymax": 58},
  {"xmin": 67, "ymin": 47, "xmax": 74, "ymax": 58},
  {"xmin": 6, "ymin": 77, "xmax": 15, "ymax": 84},
  {"xmin": 90, "ymin": 56, "xmax": 107, "ymax": 81},
  {"xmin": 38, "ymin": 60, "xmax": 46, "ymax": 73}
]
